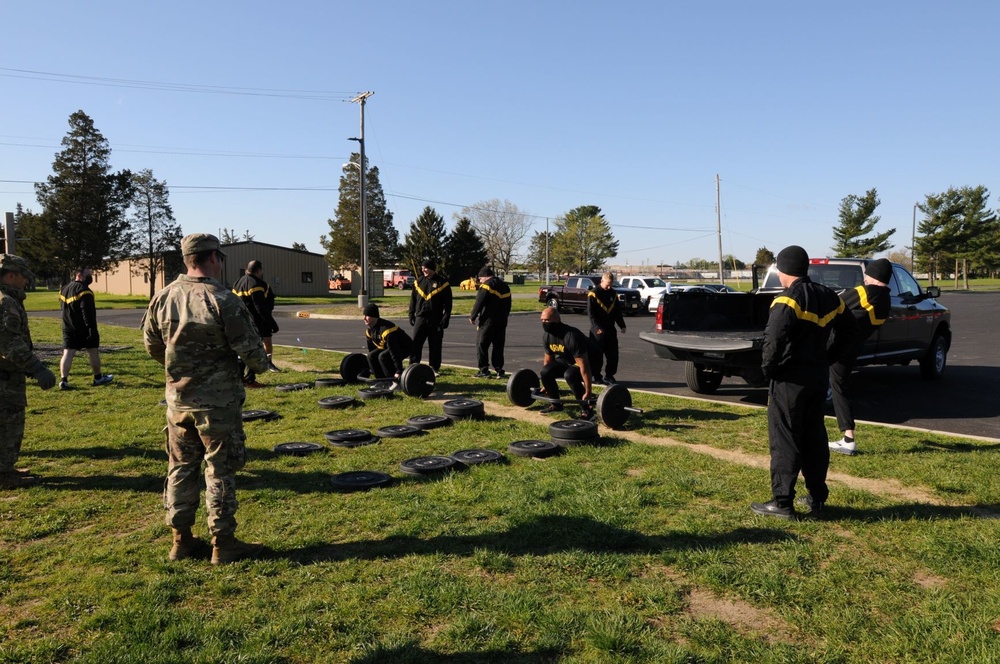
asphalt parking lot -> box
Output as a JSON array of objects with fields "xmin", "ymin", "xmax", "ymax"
[{"xmin": 43, "ymin": 290, "xmax": 1000, "ymax": 441}]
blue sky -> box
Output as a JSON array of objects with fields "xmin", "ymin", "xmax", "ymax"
[{"xmin": 1, "ymin": 1, "xmax": 997, "ymax": 270}]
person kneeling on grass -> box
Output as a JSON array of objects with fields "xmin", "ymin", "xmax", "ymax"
[
  {"xmin": 537, "ymin": 307, "xmax": 599, "ymax": 422},
  {"xmin": 363, "ymin": 303, "xmax": 413, "ymax": 391}
]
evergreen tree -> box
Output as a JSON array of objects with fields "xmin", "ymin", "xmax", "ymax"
[
  {"xmin": 128, "ymin": 169, "xmax": 183, "ymax": 298},
  {"xmin": 915, "ymin": 188, "xmax": 965, "ymax": 284},
  {"xmin": 754, "ymin": 247, "xmax": 775, "ymax": 266},
  {"xmin": 32, "ymin": 110, "xmax": 135, "ymax": 281},
  {"xmin": 12, "ymin": 203, "xmax": 61, "ymax": 282},
  {"xmin": 401, "ymin": 206, "xmax": 448, "ymax": 274},
  {"xmin": 526, "ymin": 230, "xmax": 553, "ymax": 277},
  {"xmin": 550, "ymin": 205, "xmax": 619, "ymax": 274},
  {"xmin": 443, "ymin": 217, "xmax": 488, "ymax": 283},
  {"xmin": 320, "ymin": 153, "xmax": 399, "ymax": 271},
  {"xmin": 958, "ymin": 185, "xmax": 999, "ymax": 282},
  {"xmin": 831, "ymin": 188, "xmax": 895, "ymax": 257}
]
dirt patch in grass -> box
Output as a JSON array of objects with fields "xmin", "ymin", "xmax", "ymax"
[
  {"xmin": 913, "ymin": 570, "xmax": 948, "ymax": 589},
  {"xmin": 686, "ymin": 586, "xmax": 799, "ymax": 643},
  {"xmin": 482, "ymin": 401, "xmax": 972, "ymax": 509}
]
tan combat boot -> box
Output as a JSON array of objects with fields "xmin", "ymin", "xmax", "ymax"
[
  {"xmin": 168, "ymin": 527, "xmax": 202, "ymax": 561},
  {"xmin": 211, "ymin": 533, "xmax": 265, "ymax": 565}
]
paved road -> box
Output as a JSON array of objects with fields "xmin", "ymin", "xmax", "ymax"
[{"xmin": 37, "ymin": 291, "xmax": 1000, "ymax": 440}]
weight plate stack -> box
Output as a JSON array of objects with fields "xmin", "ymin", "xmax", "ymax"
[
  {"xmin": 330, "ymin": 470, "xmax": 394, "ymax": 492},
  {"xmin": 314, "ymin": 377, "xmax": 346, "ymax": 388},
  {"xmin": 399, "ymin": 455, "xmax": 459, "ymax": 476},
  {"xmin": 548, "ymin": 419, "xmax": 601, "ymax": 446},
  {"xmin": 318, "ymin": 395, "xmax": 356, "ymax": 410},
  {"xmin": 375, "ymin": 425, "xmax": 422, "ymax": 438},
  {"xmin": 406, "ymin": 414, "xmax": 453, "ymax": 430},
  {"xmin": 451, "ymin": 449, "xmax": 505, "ymax": 466},
  {"xmin": 273, "ymin": 442, "xmax": 325, "ymax": 456},
  {"xmin": 441, "ymin": 398, "xmax": 485, "ymax": 420},
  {"xmin": 507, "ymin": 440, "xmax": 561, "ymax": 458}
]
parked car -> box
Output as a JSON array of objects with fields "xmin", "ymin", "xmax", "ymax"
[
  {"xmin": 328, "ymin": 274, "xmax": 351, "ymax": 290},
  {"xmin": 695, "ymin": 283, "xmax": 741, "ymax": 293},
  {"xmin": 619, "ymin": 275, "xmax": 669, "ymax": 313},
  {"xmin": 538, "ymin": 275, "xmax": 644, "ymax": 316}
]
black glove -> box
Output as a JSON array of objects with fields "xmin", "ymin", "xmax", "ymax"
[
  {"xmin": 33, "ymin": 366, "xmax": 57, "ymax": 390},
  {"xmin": 439, "ymin": 318, "xmax": 449, "ymax": 330},
  {"xmin": 409, "ymin": 317, "xmax": 416, "ymax": 326},
  {"xmin": 271, "ymin": 321, "xmax": 280, "ymax": 334}
]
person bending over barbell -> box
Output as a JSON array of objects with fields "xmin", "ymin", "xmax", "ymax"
[
  {"xmin": 538, "ymin": 307, "xmax": 600, "ymax": 421},
  {"xmin": 363, "ymin": 303, "xmax": 413, "ymax": 390}
]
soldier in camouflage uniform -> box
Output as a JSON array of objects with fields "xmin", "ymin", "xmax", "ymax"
[
  {"xmin": 142, "ymin": 234, "xmax": 270, "ymax": 564},
  {"xmin": 0, "ymin": 254, "xmax": 57, "ymax": 488}
]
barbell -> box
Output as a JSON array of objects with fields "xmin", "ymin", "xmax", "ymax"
[
  {"xmin": 339, "ymin": 352, "xmax": 436, "ymax": 398},
  {"xmin": 505, "ymin": 368, "xmax": 643, "ymax": 430}
]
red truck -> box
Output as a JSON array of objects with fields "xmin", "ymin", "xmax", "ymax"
[{"xmin": 382, "ymin": 269, "xmax": 415, "ymax": 290}]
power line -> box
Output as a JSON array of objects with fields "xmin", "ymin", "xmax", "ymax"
[{"xmin": 0, "ymin": 67, "xmax": 355, "ymax": 101}]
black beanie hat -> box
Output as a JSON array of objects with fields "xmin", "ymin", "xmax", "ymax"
[
  {"xmin": 421, "ymin": 259, "xmax": 436, "ymax": 270},
  {"xmin": 776, "ymin": 245, "xmax": 809, "ymax": 278},
  {"xmin": 865, "ymin": 258, "xmax": 892, "ymax": 284},
  {"xmin": 478, "ymin": 266, "xmax": 494, "ymax": 278},
  {"xmin": 363, "ymin": 303, "xmax": 379, "ymax": 317}
]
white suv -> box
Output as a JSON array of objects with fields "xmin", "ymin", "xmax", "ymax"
[{"xmin": 619, "ymin": 275, "xmax": 670, "ymax": 313}]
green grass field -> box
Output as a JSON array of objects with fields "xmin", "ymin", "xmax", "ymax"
[{"xmin": 2, "ymin": 318, "xmax": 999, "ymax": 662}]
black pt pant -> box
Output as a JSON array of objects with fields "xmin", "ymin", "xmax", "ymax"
[
  {"xmin": 829, "ymin": 360, "xmax": 854, "ymax": 432},
  {"xmin": 540, "ymin": 359, "xmax": 585, "ymax": 403},
  {"xmin": 410, "ymin": 317, "xmax": 443, "ymax": 371},
  {"xmin": 589, "ymin": 327, "xmax": 619, "ymax": 379},
  {"xmin": 476, "ymin": 322, "xmax": 507, "ymax": 372},
  {"xmin": 767, "ymin": 376, "xmax": 830, "ymax": 506}
]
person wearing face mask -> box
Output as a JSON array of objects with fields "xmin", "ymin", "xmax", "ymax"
[
  {"xmin": 59, "ymin": 267, "xmax": 113, "ymax": 390},
  {"xmin": 538, "ymin": 307, "xmax": 599, "ymax": 421},
  {"xmin": 363, "ymin": 303, "xmax": 413, "ymax": 388}
]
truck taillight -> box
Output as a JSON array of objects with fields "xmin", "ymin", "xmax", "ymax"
[{"xmin": 655, "ymin": 300, "xmax": 665, "ymax": 330}]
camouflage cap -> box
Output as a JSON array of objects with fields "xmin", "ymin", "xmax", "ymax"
[
  {"xmin": 0, "ymin": 253, "xmax": 35, "ymax": 279},
  {"xmin": 181, "ymin": 233, "xmax": 227, "ymax": 257}
]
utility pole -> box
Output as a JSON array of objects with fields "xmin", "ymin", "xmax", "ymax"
[
  {"xmin": 350, "ymin": 91, "xmax": 374, "ymax": 308},
  {"xmin": 911, "ymin": 203, "xmax": 917, "ymax": 271},
  {"xmin": 544, "ymin": 217, "xmax": 549, "ymax": 287},
  {"xmin": 716, "ymin": 174, "xmax": 725, "ymax": 284}
]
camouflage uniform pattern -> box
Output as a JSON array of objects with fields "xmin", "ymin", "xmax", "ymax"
[
  {"xmin": 0, "ymin": 282, "xmax": 45, "ymax": 472},
  {"xmin": 142, "ymin": 274, "xmax": 269, "ymax": 537}
]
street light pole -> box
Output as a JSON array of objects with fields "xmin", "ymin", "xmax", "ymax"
[
  {"xmin": 350, "ymin": 91, "xmax": 374, "ymax": 308},
  {"xmin": 911, "ymin": 203, "xmax": 917, "ymax": 271}
]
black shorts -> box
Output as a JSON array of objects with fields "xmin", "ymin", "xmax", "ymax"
[{"xmin": 63, "ymin": 332, "xmax": 99, "ymax": 351}]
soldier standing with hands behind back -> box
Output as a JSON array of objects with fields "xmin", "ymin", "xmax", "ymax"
[
  {"xmin": 232, "ymin": 260, "xmax": 280, "ymax": 387},
  {"xmin": 143, "ymin": 234, "xmax": 270, "ymax": 564},
  {"xmin": 469, "ymin": 266, "xmax": 511, "ymax": 379},
  {"xmin": 0, "ymin": 254, "xmax": 57, "ymax": 488}
]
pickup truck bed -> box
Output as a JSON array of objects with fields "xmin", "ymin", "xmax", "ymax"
[{"xmin": 640, "ymin": 259, "xmax": 951, "ymax": 394}]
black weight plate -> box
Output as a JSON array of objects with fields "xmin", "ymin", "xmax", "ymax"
[
  {"xmin": 330, "ymin": 470, "xmax": 394, "ymax": 492},
  {"xmin": 406, "ymin": 415, "xmax": 453, "ymax": 430},
  {"xmin": 339, "ymin": 352, "xmax": 370, "ymax": 383},
  {"xmin": 596, "ymin": 383, "xmax": 632, "ymax": 430},
  {"xmin": 399, "ymin": 455, "xmax": 458, "ymax": 476},
  {"xmin": 442, "ymin": 398, "xmax": 485, "ymax": 417},
  {"xmin": 314, "ymin": 377, "xmax": 345, "ymax": 388},
  {"xmin": 375, "ymin": 425, "xmax": 422, "ymax": 438},
  {"xmin": 324, "ymin": 428, "xmax": 373, "ymax": 442},
  {"xmin": 242, "ymin": 409, "xmax": 276, "ymax": 422},
  {"xmin": 507, "ymin": 440, "xmax": 561, "ymax": 458},
  {"xmin": 327, "ymin": 435, "xmax": 380, "ymax": 448},
  {"xmin": 275, "ymin": 382, "xmax": 312, "ymax": 392},
  {"xmin": 318, "ymin": 395, "xmax": 355, "ymax": 410},
  {"xmin": 273, "ymin": 442, "xmax": 325, "ymax": 456},
  {"xmin": 400, "ymin": 363, "xmax": 436, "ymax": 398},
  {"xmin": 548, "ymin": 419, "xmax": 600, "ymax": 441},
  {"xmin": 451, "ymin": 449, "xmax": 505, "ymax": 465},
  {"xmin": 358, "ymin": 387, "xmax": 394, "ymax": 400},
  {"xmin": 506, "ymin": 369, "xmax": 540, "ymax": 407}
]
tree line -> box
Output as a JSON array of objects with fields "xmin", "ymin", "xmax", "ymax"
[{"xmin": 320, "ymin": 156, "xmax": 621, "ymax": 282}]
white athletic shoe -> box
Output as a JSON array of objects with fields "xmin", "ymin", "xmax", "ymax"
[{"xmin": 829, "ymin": 438, "xmax": 857, "ymax": 456}]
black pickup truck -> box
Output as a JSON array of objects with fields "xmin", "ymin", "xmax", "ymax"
[
  {"xmin": 639, "ymin": 258, "xmax": 952, "ymax": 394},
  {"xmin": 538, "ymin": 275, "xmax": 644, "ymax": 316}
]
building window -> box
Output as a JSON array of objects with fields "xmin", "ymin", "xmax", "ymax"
[{"xmin": 301, "ymin": 272, "xmax": 313, "ymax": 283}]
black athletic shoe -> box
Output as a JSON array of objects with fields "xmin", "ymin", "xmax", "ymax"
[
  {"xmin": 750, "ymin": 500, "xmax": 795, "ymax": 519},
  {"xmin": 473, "ymin": 370, "xmax": 492, "ymax": 379},
  {"xmin": 795, "ymin": 495, "xmax": 825, "ymax": 516},
  {"xmin": 539, "ymin": 403, "xmax": 564, "ymax": 414},
  {"xmin": 495, "ymin": 370, "xmax": 507, "ymax": 380}
]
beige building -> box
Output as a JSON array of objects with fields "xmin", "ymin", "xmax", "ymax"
[{"xmin": 93, "ymin": 240, "xmax": 330, "ymax": 298}]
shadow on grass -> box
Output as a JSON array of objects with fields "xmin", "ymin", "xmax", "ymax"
[
  {"xmin": 28, "ymin": 443, "xmax": 164, "ymax": 461},
  {"xmin": 818, "ymin": 503, "xmax": 1000, "ymax": 522},
  {"xmin": 275, "ymin": 514, "xmax": 797, "ymax": 564},
  {"xmin": 348, "ymin": 643, "xmax": 562, "ymax": 664}
]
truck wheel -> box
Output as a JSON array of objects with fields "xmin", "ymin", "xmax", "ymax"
[
  {"xmin": 546, "ymin": 296, "xmax": 560, "ymax": 311},
  {"xmin": 398, "ymin": 281, "xmax": 405, "ymax": 290},
  {"xmin": 919, "ymin": 333, "xmax": 948, "ymax": 379},
  {"xmin": 685, "ymin": 362, "xmax": 723, "ymax": 394}
]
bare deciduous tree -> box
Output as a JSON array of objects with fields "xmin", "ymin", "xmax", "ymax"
[{"xmin": 457, "ymin": 199, "xmax": 532, "ymax": 273}]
